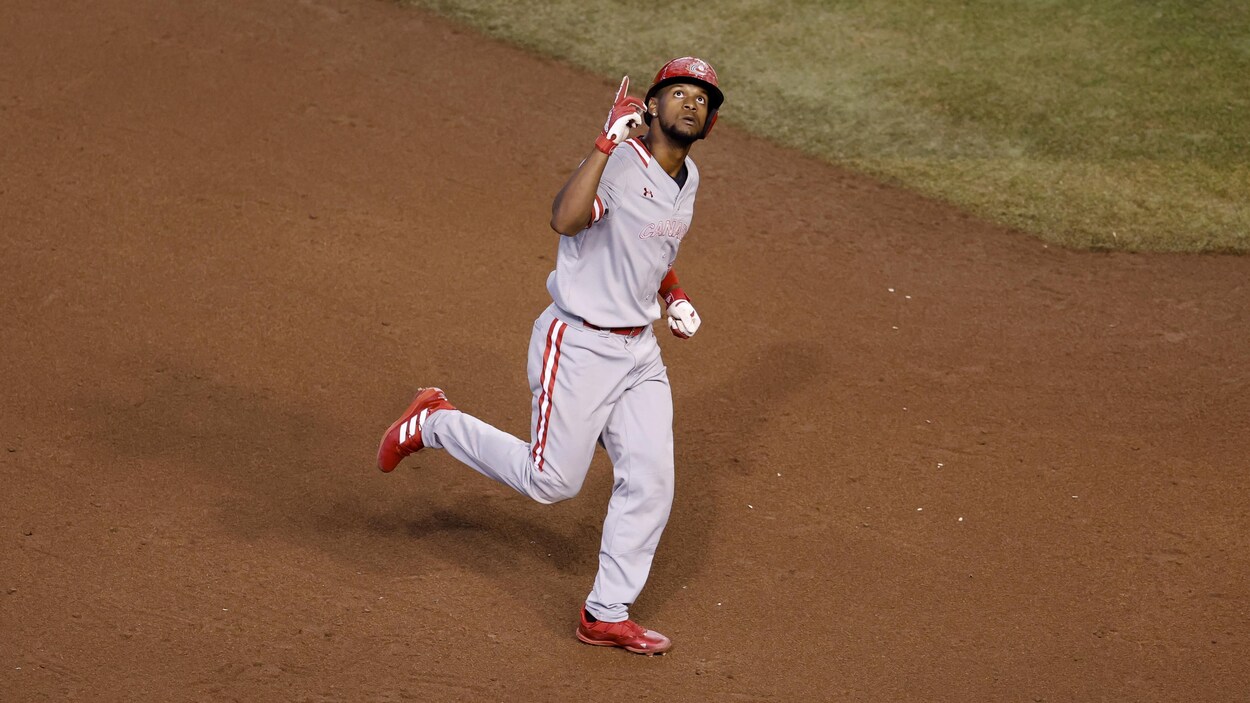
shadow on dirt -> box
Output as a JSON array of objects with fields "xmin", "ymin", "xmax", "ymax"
[
  {"xmin": 645, "ymin": 340, "xmax": 830, "ymax": 610},
  {"xmin": 76, "ymin": 336, "xmax": 828, "ymax": 627}
]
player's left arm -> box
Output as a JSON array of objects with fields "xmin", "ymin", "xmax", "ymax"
[{"xmin": 659, "ymin": 267, "xmax": 700, "ymax": 339}]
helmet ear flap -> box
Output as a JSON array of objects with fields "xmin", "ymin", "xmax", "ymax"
[{"xmin": 700, "ymin": 109, "xmax": 718, "ymax": 139}]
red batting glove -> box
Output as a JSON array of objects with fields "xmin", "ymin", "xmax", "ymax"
[{"xmin": 595, "ymin": 76, "xmax": 645, "ymax": 155}]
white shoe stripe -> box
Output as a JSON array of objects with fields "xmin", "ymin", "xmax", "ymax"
[{"xmin": 399, "ymin": 420, "xmax": 409, "ymax": 444}]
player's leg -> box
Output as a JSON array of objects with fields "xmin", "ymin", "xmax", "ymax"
[
  {"xmin": 421, "ymin": 307, "xmax": 626, "ymax": 504},
  {"xmin": 584, "ymin": 344, "xmax": 675, "ymax": 623}
]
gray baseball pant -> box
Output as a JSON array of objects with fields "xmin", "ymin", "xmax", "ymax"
[{"xmin": 422, "ymin": 303, "xmax": 675, "ymax": 623}]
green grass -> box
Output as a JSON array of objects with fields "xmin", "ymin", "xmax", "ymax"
[{"xmin": 402, "ymin": 0, "xmax": 1250, "ymax": 252}]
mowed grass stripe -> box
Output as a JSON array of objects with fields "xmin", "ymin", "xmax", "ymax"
[{"xmin": 403, "ymin": 0, "xmax": 1249, "ymax": 252}]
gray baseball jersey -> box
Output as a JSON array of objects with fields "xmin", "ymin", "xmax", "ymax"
[{"xmin": 547, "ymin": 137, "xmax": 700, "ymax": 328}]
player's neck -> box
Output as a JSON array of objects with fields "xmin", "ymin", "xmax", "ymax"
[{"xmin": 640, "ymin": 132, "xmax": 692, "ymax": 178}]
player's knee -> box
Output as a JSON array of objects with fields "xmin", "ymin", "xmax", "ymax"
[
  {"xmin": 533, "ymin": 482, "xmax": 581, "ymax": 504},
  {"xmin": 634, "ymin": 446, "xmax": 674, "ymax": 480},
  {"xmin": 640, "ymin": 475, "xmax": 675, "ymax": 505},
  {"xmin": 530, "ymin": 468, "xmax": 586, "ymax": 504},
  {"xmin": 638, "ymin": 463, "xmax": 676, "ymax": 502}
]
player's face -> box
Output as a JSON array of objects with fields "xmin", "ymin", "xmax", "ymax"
[{"xmin": 651, "ymin": 83, "xmax": 710, "ymax": 143}]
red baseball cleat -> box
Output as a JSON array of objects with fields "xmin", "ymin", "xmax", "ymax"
[
  {"xmin": 575, "ymin": 608, "xmax": 672, "ymax": 656},
  {"xmin": 376, "ymin": 387, "xmax": 457, "ymax": 472}
]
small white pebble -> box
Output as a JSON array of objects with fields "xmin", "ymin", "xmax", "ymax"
[
  {"xmin": 937, "ymin": 463, "xmax": 944, "ymax": 468},
  {"xmin": 776, "ymin": 472, "xmax": 781, "ymax": 477},
  {"xmin": 892, "ymin": 325, "xmax": 899, "ymax": 330},
  {"xmin": 222, "ymin": 608, "xmax": 228, "ymax": 612},
  {"xmin": 905, "ymin": 295, "xmax": 912, "ymax": 300},
  {"xmin": 958, "ymin": 517, "xmax": 964, "ymax": 522},
  {"xmin": 903, "ymin": 407, "xmax": 908, "ymax": 411},
  {"xmin": 717, "ymin": 602, "xmax": 722, "ymax": 606},
  {"xmin": 888, "ymin": 288, "xmax": 895, "ymax": 293},
  {"xmin": 916, "ymin": 508, "xmax": 923, "ymax": 512},
  {"xmin": 926, "ymin": 419, "xmax": 932, "ymax": 424},
  {"xmin": 748, "ymin": 504, "xmax": 754, "ymax": 509}
]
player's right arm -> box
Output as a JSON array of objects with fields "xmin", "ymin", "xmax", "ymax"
[
  {"xmin": 550, "ymin": 76, "xmax": 643, "ymax": 237},
  {"xmin": 550, "ymin": 149, "xmax": 611, "ymax": 236}
]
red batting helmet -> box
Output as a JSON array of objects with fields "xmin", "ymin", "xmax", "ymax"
[{"xmin": 643, "ymin": 56, "xmax": 724, "ymax": 138}]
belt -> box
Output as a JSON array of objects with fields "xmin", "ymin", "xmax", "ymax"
[{"xmin": 583, "ymin": 321, "xmax": 646, "ymax": 337}]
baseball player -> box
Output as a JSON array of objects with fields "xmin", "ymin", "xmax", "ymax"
[{"xmin": 376, "ymin": 57, "xmax": 724, "ymax": 656}]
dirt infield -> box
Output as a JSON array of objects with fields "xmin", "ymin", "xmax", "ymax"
[{"xmin": 2, "ymin": 1, "xmax": 1248, "ymax": 700}]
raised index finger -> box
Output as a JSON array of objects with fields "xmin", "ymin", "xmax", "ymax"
[{"xmin": 614, "ymin": 75, "xmax": 630, "ymax": 103}]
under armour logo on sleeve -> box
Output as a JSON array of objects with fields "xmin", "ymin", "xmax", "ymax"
[{"xmin": 642, "ymin": 187, "xmax": 654, "ymax": 198}]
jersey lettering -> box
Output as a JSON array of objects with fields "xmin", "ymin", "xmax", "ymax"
[{"xmin": 639, "ymin": 220, "xmax": 689, "ymax": 241}]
